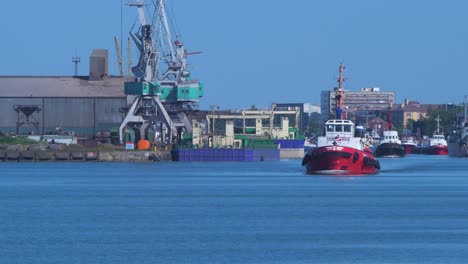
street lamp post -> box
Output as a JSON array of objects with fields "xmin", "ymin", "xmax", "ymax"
[
  {"xmin": 356, "ymin": 105, "xmax": 363, "ymax": 125},
  {"xmin": 365, "ymin": 106, "xmax": 370, "ymax": 129},
  {"xmin": 210, "ymin": 105, "xmax": 219, "ymax": 135}
]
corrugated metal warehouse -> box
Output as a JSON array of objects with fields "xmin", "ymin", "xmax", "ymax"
[
  {"xmin": 0, "ymin": 49, "xmax": 130, "ymax": 138},
  {"xmin": 0, "ymin": 76, "xmax": 126, "ymax": 137}
]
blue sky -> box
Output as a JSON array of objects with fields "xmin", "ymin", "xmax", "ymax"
[{"xmin": 1, "ymin": 0, "xmax": 467, "ymax": 109}]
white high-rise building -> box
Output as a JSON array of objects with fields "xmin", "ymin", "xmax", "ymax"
[{"xmin": 321, "ymin": 87, "xmax": 395, "ymax": 123}]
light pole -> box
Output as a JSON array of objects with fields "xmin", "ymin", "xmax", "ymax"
[
  {"xmin": 365, "ymin": 106, "xmax": 370, "ymax": 129},
  {"xmin": 210, "ymin": 105, "xmax": 219, "ymax": 135},
  {"xmin": 357, "ymin": 105, "xmax": 363, "ymax": 125},
  {"xmin": 350, "ymin": 106, "xmax": 356, "ymax": 123}
]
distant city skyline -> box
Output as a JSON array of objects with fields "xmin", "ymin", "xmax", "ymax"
[{"xmin": 0, "ymin": 0, "xmax": 467, "ymax": 109}]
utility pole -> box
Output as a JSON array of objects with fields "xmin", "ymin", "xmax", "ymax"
[
  {"xmin": 114, "ymin": 36, "xmax": 125, "ymax": 77},
  {"xmin": 210, "ymin": 105, "xmax": 219, "ymax": 135},
  {"xmin": 72, "ymin": 56, "xmax": 80, "ymax": 76},
  {"xmin": 365, "ymin": 106, "xmax": 369, "ymax": 129}
]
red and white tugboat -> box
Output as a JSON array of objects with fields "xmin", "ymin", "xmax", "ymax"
[
  {"xmin": 427, "ymin": 116, "xmax": 448, "ymax": 155},
  {"xmin": 302, "ymin": 65, "xmax": 380, "ymax": 175}
]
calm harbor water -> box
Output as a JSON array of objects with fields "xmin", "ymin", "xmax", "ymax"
[{"xmin": 1, "ymin": 155, "xmax": 468, "ymax": 263}]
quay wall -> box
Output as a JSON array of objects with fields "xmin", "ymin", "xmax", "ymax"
[
  {"xmin": 280, "ymin": 149, "xmax": 305, "ymax": 159},
  {"xmin": 0, "ymin": 150, "xmax": 172, "ymax": 162},
  {"xmin": 0, "ymin": 149, "xmax": 305, "ymax": 162}
]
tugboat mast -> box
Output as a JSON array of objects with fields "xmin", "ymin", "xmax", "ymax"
[
  {"xmin": 435, "ymin": 115, "xmax": 441, "ymax": 134},
  {"xmin": 388, "ymin": 103, "xmax": 393, "ymax": 130},
  {"xmin": 465, "ymin": 95, "xmax": 467, "ymax": 126},
  {"xmin": 335, "ymin": 64, "xmax": 345, "ymax": 119}
]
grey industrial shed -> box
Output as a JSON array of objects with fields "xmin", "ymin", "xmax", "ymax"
[{"xmin": 0, "ymin": 76, "xmax": 127, "ymax": 137}]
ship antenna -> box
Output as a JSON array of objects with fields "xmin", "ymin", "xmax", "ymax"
[
  {"xmin": 335, "ymin": 64, "xmax": 345, "ymax": 119},
  {"xmin": 435, "ymin": 115, "xmax": 441, "ymax": 134},
  {"xmin": 465, "ymin": 95, "xmax": 467, "ymax": 126}
]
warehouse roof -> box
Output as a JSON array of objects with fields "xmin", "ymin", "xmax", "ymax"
[{"xmin": 0, "ymin": 76, "xmax": 125, "ymax": 98}]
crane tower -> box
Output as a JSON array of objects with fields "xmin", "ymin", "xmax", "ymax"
[{"xmin": 119, "ymin": 0, "xmax": 204, "ymax": 145}]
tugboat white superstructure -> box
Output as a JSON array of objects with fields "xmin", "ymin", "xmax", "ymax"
[
  {"xmin": 302, "ymin": 65, "xmax": 379, "ymax": 175},
  {"xmin": 374, "ymin": 130, "xmax": 406, "ymax": 158}
]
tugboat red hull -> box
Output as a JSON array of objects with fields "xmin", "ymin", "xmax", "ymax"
[
  {"xmin": 427, "ymin": 145, "xmax": 448, "ymax": 155},
  {"xmin": 302, "ymin": 146, "xmax": 379, "ymax": 175},
  {"xmin": 402, "ymin": 144, "xmax": 416, "ymax": 154}
]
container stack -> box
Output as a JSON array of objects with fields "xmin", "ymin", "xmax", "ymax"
[{"xmin": 172, "ymin": 148, "xmax": 280, "ymax": 162}]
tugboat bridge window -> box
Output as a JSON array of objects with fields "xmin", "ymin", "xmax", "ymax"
[{"xmin": 326, "ymin": 124, "xmax": 353, "ymax": 133}]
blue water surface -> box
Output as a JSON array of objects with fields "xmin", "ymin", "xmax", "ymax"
[{"xmin": 1, "ymin": 155, "xmax": 468, "ymax": 264}]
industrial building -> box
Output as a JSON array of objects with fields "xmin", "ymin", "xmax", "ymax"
[
  {"xmin": 0, "ymin": 49, "xmax": 127, "ymax": 138},
  {"xmin": 273, "ymin": 103, "xmax": 305, "ymax": 133}
]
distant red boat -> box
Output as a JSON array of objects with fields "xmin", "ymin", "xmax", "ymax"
[
  {"xmin": 426, "ymin": 116, "xmax": 448, "ymax": 155},
  {"xmin": 401, "ymin": 136, "xmax": 417, "ymax": 154},
  {"xmin": 427, "ymin": 143, "xmax": 448, "ymax": 155}
]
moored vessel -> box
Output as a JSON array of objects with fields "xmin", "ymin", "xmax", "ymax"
[
  {"xmin": 428, "ymin": 135, "xmax": 448, "ymax": 155},
  {"xmin": 374, "ymin": 130, "xmax": 406, "ymax": 158},
  {"xmin": 448, "ymin": 126, "xmax": 468, "ymax": 157},
  {"xmin": 302, "ymin": 65, "xmax": 379, "ymax": 175},
  {"xmin": 447, "ymin": 101, "xmax": 468, "ymax": 157},
  {"xmin": 401, "ymin": 135, "xmax": 417, "ymax": 154},
  {"xmin": 427, "ymin": 116, "xmax": 448, "ymax": 155},
  {"xmin": 374, "ymin": 104, "xmax": 405, "ymax": 158}
]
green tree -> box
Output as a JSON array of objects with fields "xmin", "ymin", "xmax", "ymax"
[
  {"xmin": 423, "ymin": 106, "xmax": 461, "ymax": 136},
  {"xmin": 249, "ymin": 105, "xmax": 258, "ymax": 111},
  {"xmin": 405, "ymin": 118, "xmax": 415, "ymax": 130},
  {"xmin": 394, "ymin": 123, "xmax": 405, "ymax": 136}
]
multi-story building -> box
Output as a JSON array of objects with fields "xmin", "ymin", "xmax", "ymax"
[
  {"xmin": 321, "ymin": 87, "xmax": 395, "ymax": 124},
  {"xmin": 385, "ymin": 100, "xmax": 457, "ymax": 130}
]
